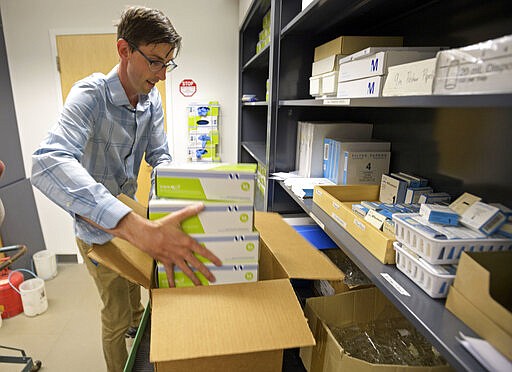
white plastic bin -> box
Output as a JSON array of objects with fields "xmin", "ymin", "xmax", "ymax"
[{"xmin": 394, "ymin": 242, "xmax": 456, "ymax": 298}]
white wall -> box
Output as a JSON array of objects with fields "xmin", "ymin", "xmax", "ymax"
[
  {"xmin": 239, "ymin": 0, "xmax": 252, "ymax": 26},
  {"xmin": 0, "ymin": 0, "xmax": 239, "ymax": 257}
]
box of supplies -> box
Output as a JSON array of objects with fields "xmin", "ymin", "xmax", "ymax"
[
  {"xmin": 155, "ymin": 162, "xmax": 257, "ymax": 202},
  {"xmin": 313, "ymin": 185, "xmax": 396, "ymax": 264},
  {"xmin": 89, "ymin": 196, "xmax": 344, "ymax": 371}
]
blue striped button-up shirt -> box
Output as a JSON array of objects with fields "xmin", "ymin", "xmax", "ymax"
[{"xmin": 31, "ymin": 65, "xmax": 171, "ymax": 244}]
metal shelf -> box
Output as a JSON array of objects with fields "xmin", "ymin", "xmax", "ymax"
[
  {"xmin": 241, "ymin": 141, "xmax": 266, "ymax": 165},
  {"xmin": 278, "ymin": 181, "xmax": 483, "ymax": 372},
  {"xmin": 242, "ymin": 101, "xmax": 269, "ymax": 106},
  {"xmin": 280, "ymin": 0, "xmax": 430, "ymax": 38},
  {"xmin": 242, "ymin": 44, "xmax": 270, "ymax": 71},
  {"xmin": 280, "ymin": 94, "xmax": 512, "ymax": 108}
]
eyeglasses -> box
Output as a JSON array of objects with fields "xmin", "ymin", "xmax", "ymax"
[{"xmin": 127, "ymin": 41, "xmax": 177, "ymax": 72}]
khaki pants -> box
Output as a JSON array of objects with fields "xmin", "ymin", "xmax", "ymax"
[{"xmin": 77, "ymin": 238, "xmax": 144, "ymax": 372}]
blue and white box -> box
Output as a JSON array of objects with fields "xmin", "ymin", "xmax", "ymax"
[
  {"xmin": 419, "ymin": 204, "xmax": 459, "ymax": 226},
  {"xmin": 460, "ymin": 201, "xmax": 507, "ymax": 235},
  {"xmin": 379, "ymin": 174, "xmax": 407, "ymax": 204},
  {"xmin": 405, "ymin": 187, "xmax": 434, "ymax": 204}
]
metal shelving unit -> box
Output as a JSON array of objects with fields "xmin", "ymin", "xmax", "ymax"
[
  {"xmin": 238, "ymin": 1, "xmax": 512, "ymax": 369},
  {"xmin": 279, "ymin": 181, "xmax": 483, "ymax": 371}
]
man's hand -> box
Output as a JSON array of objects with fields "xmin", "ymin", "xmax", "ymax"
[{"xmin": 106, "ymin": 203, "xmax": 222, "ymax": 287}]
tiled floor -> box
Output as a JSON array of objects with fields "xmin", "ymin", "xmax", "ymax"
[{"xmin": 0, "ymin": 263, "xmax": 148, "ymax": 372}]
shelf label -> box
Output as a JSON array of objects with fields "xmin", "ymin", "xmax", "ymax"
[
  {"xmin": 331, "ymin": 213, "xmax": 346, "ymax": 228},
  {"xmin": 353, "ymin": 218, "xmax": 366, "ymax": 231},
  {"xmin": 324, "ymin": 98, "xmax": 350, "ymax": 106},
  {"xmin": 381, "ymin": 273, "xmax": 410, "ymax": 296},
  {"xmin": 309, "ymin": 213, "xmax": 325, "ymax": 230}
]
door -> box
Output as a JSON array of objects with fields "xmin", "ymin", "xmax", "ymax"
[{"xmin": 56, "ymin": 33, "xmax": 167, "ymax": 206}]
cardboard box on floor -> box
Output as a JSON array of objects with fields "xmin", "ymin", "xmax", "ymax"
[
  {"xmin": 313, "ymin": 185, "xmax": 396, "ymax": 264},
  {"xmin": 88, "ymin": 195, "xmax": 343, "ymax": 372},
  {"xmin": 300, "ymin": 287, "xmax": 453, "ymax": 372},
  {"xmin": 445, "ymin": 251, "xmax": 512, "ymax": 360}
]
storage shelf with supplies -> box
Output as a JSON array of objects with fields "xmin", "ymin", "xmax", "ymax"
[{"xmin": 278, "ymin": 181, "xmax": 482, "ymax": 371}]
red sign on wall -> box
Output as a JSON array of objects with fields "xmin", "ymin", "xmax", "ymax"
[{"xmin": 179, "ymin": 79, "xmax": 197, "ymax": 97}]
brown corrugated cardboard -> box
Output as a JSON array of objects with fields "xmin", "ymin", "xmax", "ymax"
[
  {"xmin": 301, "ymin": 287, "xmax": 453, "ymax": 372},
  {"xmin": 313, "ymin": 185, "xmax": 396, "ymax": 264},
  {"xmin": 314, "ymin": 36, "xmax": 403, "ymax": 62},
  {"xmin": 445, "ymin": 251, "xmax": 512, "ymax": 360},
  {"xmin": 88, "ymin": 196, "xmax": 344, "ymax": 371},
  {"xmin": 151, "ymin": 279, "xmax": 313, "ymax": 371}
]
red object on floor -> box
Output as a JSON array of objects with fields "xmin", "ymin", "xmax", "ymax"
[{"xmin": 0, "ymin": 265, "xmax": 24, "ymax": 318}]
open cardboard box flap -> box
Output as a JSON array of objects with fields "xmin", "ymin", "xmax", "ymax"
[
  {"xmin": 88, "ymin": 194, "xmax": 154, "ymax": 289},
  {"xmin": 150, "ymin": 279, "xmax": 314, "ymax": 363},
  {"xmin": 254, "ymin": 211, "xmax": 343, "ymax": 281}
]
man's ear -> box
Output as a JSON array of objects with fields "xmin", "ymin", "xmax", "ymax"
[{"xmin": 117, "ymin": 39, "xmax": 131, "ymax": 60}]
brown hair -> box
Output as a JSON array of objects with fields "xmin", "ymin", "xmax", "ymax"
[{"xmin": 117, "ymin": 6, "xmax": 182, "ymax": 56}]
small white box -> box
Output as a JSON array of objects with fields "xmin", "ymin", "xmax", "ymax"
[
  {"xmin": 155, "ymin": 162, "xmax": 257, "ymax": 202},
  {"xmin": 419, "ymin": 204, "xmax": 459, "ymax": 226},
  {"xmin": 379, "ymin": 174, "xmax": 407, "ymax": 204},
  {"xmin": 405, "ymin": 187, "xmax": 433, "ymax": 204},
  {"xmin": 312, "ymin": 54, "xmax": 342, "ymax": 76},
  {"xmin": 337, "ymin": 76, "xmax": 384, "ymax": 98},
  {"xmin": 434, "ymin": 34, "xmax": 512, "ymax": 95},
  {"xmin": 339, "ymin": 49, "xmax": 440, "ymax": 82},
  {"xmin": 309, "ymin": 75, "xmax": 321, "ymax": 96},
  {"xmin": 321, "ymin": 71, "xmax": 338, "ymax": 96},
  {"xmin": 461, "ymin": 201, "xmax": 507, "ymax": 235},
  {"xmin": 149, "ymin": 198, "xmax": 254, "ymax": 234},
  {"xmin": 383, "ymin": 57, "xmax": 438, "ymax": 96}
]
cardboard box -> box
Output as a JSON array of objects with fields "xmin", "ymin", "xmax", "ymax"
[
  {"xmin": 314, "ymin": 36, "xmax": 403, "ymax": 62},
  {"xmin": 313, "ymin": 185, "xmax": 396, "ymax": 264},
  {"xmin": 445, "ymin": 251, "xmax": 512, "ymax": 360},
  {"xmin": 149, "ymin": 198, "xmax": 254, "ymax": 234},
  {"xmin": 300, "ymin": 287, "xmax": 452, "ymax": 372},
  {"xmin": 155, "ymin": 162, "xmax": 257, "ymax": 202},
  {"xmin": 88, "ymin": 196, "xmax": 343, "ymax": 371}
]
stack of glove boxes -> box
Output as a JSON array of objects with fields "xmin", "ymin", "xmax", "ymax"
[
  {"xmin": 187, "ymin": 102, "xmax": 220, "ymax": 162},
  {"xmin": 152, "ymin": 162, "xmax": 258, "ymax": 287}
]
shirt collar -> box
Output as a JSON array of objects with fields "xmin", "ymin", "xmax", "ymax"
[{"xmin": 106, "ymin": 65, "xmax": 150, "ymax": 110}]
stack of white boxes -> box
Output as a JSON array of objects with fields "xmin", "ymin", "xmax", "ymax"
[
  {"xmin": 309, "ymin": 36, "xmax": 403, "ymax": 99},
  {"xmin": 337, "ymin": 47, "xmax": 442, "ymax": 98},
  {"xmin": 152, "ymin": 162, "xmax": 258, "ymax": 287},
  {"xmin": 187, "ymin": 102, "xmax": 220, "ymax": 162}
]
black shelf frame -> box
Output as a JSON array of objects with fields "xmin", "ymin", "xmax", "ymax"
[{"xmin": 278, "ymin": 181, "xmax": 483, "ymax": 372}]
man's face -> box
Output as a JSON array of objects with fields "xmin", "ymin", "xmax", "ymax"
[{"xmin": 126, "ymin": 42, "xmax": 175, "ymax": 95}]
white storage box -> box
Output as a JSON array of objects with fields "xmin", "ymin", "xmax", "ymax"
[
  {"xmin": 382, "ymin": 57, "xmax": 437, "ymax": 96},
  {"xmin": 393, "ymin": 213, "xmax": 512, "ymax": 264},
  {"xmin": 337, "ymin": 75, "xmax": 384, "ymax": 98},
  {"xmin": 394, "ymin": 242, "xmax": 456, "ymax": 298},
  {"xmin": 309, "ymin": 71, "xmax": 338, "ymax": 98},
  {"xmin": 434, "ymin": 34, "xmax": 512, "ymax": 95}
]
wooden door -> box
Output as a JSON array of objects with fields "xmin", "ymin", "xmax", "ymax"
[{"xmin": 56, "ymin": 33, "xmax": 167, "ymax": 206}]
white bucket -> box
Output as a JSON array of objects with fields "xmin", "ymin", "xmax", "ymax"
[
  {"xmin": 33, "ymin": 250, "xmax": 57, "ymax": 280},
  {"xmin": 18, "ymin": 278, "xmax": 48, "ymax": 317}
]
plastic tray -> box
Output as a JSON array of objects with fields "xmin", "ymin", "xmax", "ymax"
[
  {"xmin": 394, "ymin": 242, "xmax": 456, "ymax": 298},
  {"xmin": 393, "ymin": 213, "xmax": 512, "ymax": 264}
]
